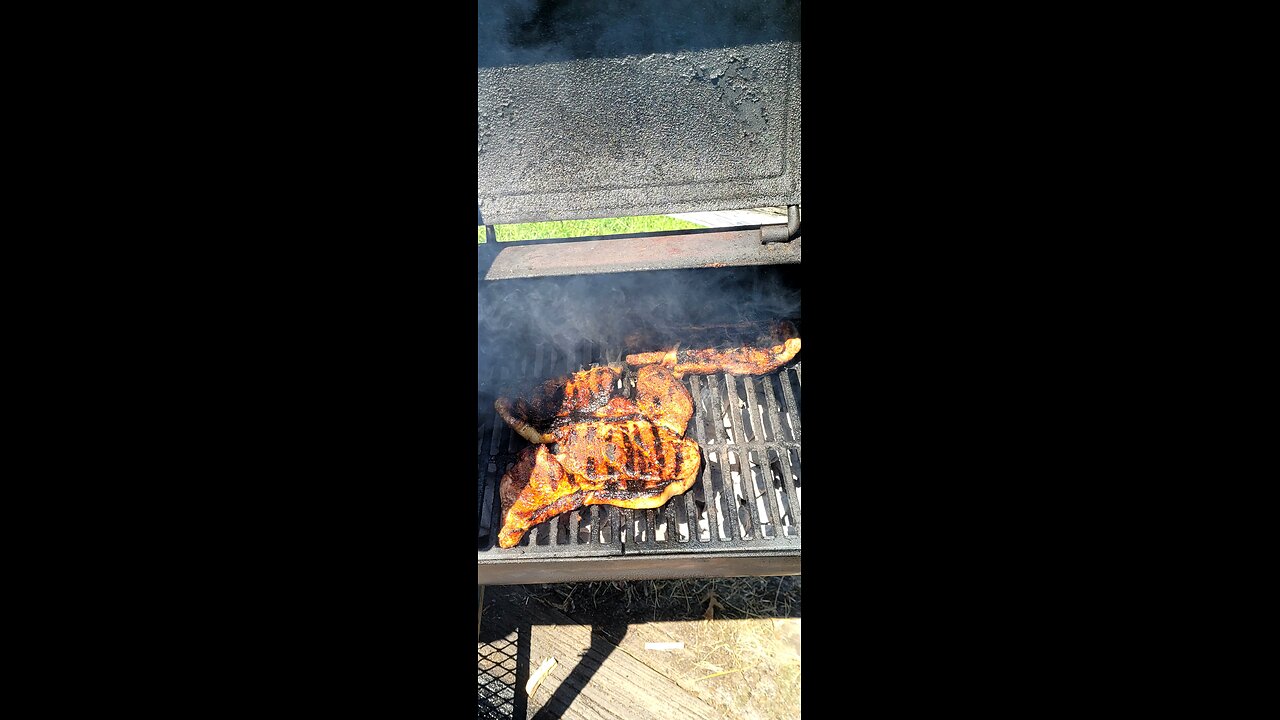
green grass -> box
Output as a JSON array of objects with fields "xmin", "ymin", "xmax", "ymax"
[{"xmin": 477, "ymin": 214, "xmax": 703, "ymax": 243}]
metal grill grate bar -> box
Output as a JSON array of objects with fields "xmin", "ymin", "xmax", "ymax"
[
  {"xmin": 479, "ymin": 460, "xmax": 498, "ymax": 543},
  {"xmin": 690, "ymin": 374, "xmax": 719, "ymax": 542},
  {"xmin": 778, "ymin": 366, "xmax": 802, "ymax": 442},
  {"xmin": 710, "ymin": 375, "xmax": 744, "ymax": 540},
  {"xmin": 735, "ymin": 374, "xmax": 784, "ymax": 537},
  {"xmin": 682, "ymin": 479, "xmax": 700, "ymax": 544},
  {"xmin": 490, "ymin": 459, "xmax": 505, "ymax": 547},
  {"xmin": 761, "ymin": 374, "xmax": 786, "ymax": 442},
  {"xmin": 665, "ymin": 499, "xmax": 680, "ymax": 543},
  {"xmin": 477, "ymin": 419, "xmax": 492, "ymax": 528},
  {"xmin": 488, "ymin": 387, "xmax": 508, "ymax": 458},
  {"xmin": 744, "ymin": 378, "xmax": 784, "ymax": 536},
  {"xmin": 723, "ymin": 375, "xmax": 756, "ymax": 539},
  {"xmin": 761, "ymin": 376, "xmax": 802, "ymax": 533}
]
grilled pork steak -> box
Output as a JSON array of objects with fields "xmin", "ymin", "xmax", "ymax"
[
  {"xmin": 492, "ymin": 330, "xmax": 799, "ymax": 548},
  {"xmin": 495, "ymin": 364, "xmax": 699, "ymax": 548},
  {"xmin": 626, "ymin": 337, "xmax": 801, "ymax": 377},
  {"xmin": 494, "ymin": 365, "xmax": 622, "ymax": 444},
  {"xmin": 498, "ymin": 422, "xmax": 701, "ymax": 548},
  {"xmin": 622, "ymin": 320, "xmax": 798, "ymax": 356},
  {"xmin": 634, "ymin": 363, "xmax": 694, "ymax": 436}
]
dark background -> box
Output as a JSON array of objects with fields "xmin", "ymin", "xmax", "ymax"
[{"xmin": 107, "ymin": 2, "xmax": 1166, "ymax": 715}]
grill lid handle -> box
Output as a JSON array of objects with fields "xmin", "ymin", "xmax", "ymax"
[{"xmin": 762, "ymin": 205, "xmax": 801, "ymax": 244}]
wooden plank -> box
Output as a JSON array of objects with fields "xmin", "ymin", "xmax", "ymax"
[
  {"xmin": 600, "ymin": 616, "xmax": 802, "ymax": 717},
  {"xmin": 488, "ymin": 590, "xmax": 720, "ymax": 720}
]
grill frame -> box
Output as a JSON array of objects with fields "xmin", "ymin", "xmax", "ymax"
[{"xmin": 477, "ymin": 336, "xmax": 801, "ymax": 585}]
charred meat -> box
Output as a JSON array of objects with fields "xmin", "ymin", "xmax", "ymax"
[
  {"xmin": 626, "ymin": 337, "xmax": 801, "ymax": 377},
  {"xmin": 495, "ymin": 364, "xmax": 699, "ymax": 548},
  {"xmin": 634, "ymin": 363, "xmax": 694, "ymax": 436},
  {"xmin": 492, "ymin": 326, "xmax": 798, "ymax": 548},
  {"xmin": 498, "ymin": 422, "xmax": 701, "ymax": 548},
  {"xmin": 494, "ymin": 365, "xmax": 622, "ymax": 444},
  {"xmin": 622, "ymin": 319, "xmax": 798, "ymax": 356}
]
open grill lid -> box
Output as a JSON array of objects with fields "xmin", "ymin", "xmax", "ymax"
[{"xmin": 477, "ymin": 0, "xmax": 801, "ymax": 227}]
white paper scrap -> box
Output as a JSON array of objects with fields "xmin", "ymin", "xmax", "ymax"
[
  {"xmin": 644, "ymin": 641, "xmax": 685, "ymax": 651},
  {"xmin": 525, "ymin": 657, "xmax": 557, "ymax": 697}
]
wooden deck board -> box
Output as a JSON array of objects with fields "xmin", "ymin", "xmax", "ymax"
[
  {"xmin": 480, "ymin": 588, "xmax": 721, "ymax": 720},
  {"xmin": 602, "ymin": 616, "xmax": 802, "ymax": 718}
]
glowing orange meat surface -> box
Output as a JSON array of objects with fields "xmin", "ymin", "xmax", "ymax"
[
  {"xmin": 625, "ymin": 337, "xmax": 801, "ymax": 377},
  {"xmin": 494, "ymin": 364, "xmax": 699, "ymax": 548}
]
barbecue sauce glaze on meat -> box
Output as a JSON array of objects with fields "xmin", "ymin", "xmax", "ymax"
[
  {"xmin": 496, "ymin": 364, "xmax": 699, "ymax": 548},
  {"xmin": 497, "ymin": 426, "xmax": 701, "ymax": 548},
  {"xmin": 625, "ymin": 337, "xmax": 801, "ymax": 377},
  {"xmin": 494, "ymin": 365, "xmax": 621, "ymax": 444}
]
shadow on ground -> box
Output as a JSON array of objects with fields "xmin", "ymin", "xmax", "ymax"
[{"xmin": 478, "ymin": 577, "xmax": 800, "ymax": 720}]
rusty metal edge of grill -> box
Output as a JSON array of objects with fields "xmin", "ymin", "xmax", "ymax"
[
  {"xmin": 480, "ymin": 224, "xmax": 800, "ymax": 280},
  {"xmin": 478, "ymin": 551, "xmax": 801, "ymax": 586}
]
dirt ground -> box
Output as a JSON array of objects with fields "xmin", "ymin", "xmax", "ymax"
[{"xmin": 479, "ymin": 576, "xmax": 800, "ymax": 719}]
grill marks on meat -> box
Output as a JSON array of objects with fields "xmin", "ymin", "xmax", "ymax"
[
  {"xmin": 497, "ymin": 445, "xmax": 575, "ymax": 549},
  {"xmin": 556, "ymin": 420, "xmax": 697, "ymax": 486},
  {"xmin": 498, "ymin": 430, "xmax": 701, "ymax": 548},
  {"xmin": 558, "ymin": 365, "xmax": 621, "ymax": 418},
  {"xmin": 495, "ymin": 364, "xmax": 700, "ymax": 548},
  {"xmin": 494, "ymin": 365, "xmax": 621, "ymax": 444},
  {"xmin": 635, "ymin": 363, "xmax": 693, "ymax": 435},
  {"xmin": 626, "ymin": 337, "xmax": 801, "ymax": 377},
  {"xmin": 492, "ymin": 327, "xmax": 799, "ymax": 548}
]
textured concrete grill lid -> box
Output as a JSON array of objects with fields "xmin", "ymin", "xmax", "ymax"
[{"xmin": 478, "ymin": 0, "xmax": 801, "ymax": 226}]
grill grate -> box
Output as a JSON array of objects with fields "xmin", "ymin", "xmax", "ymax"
[{"xmin": 477, "ymin": 338, "xmax": 801, "ymax": 560}]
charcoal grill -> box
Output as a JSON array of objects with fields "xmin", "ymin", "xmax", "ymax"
[
  {"xmin": 477, "ymin": 0, "xmax": 801, "ymax": 590},
  {"xmin": 477, "ymin": 326, "xmax": 801, "ymax": 584}
]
